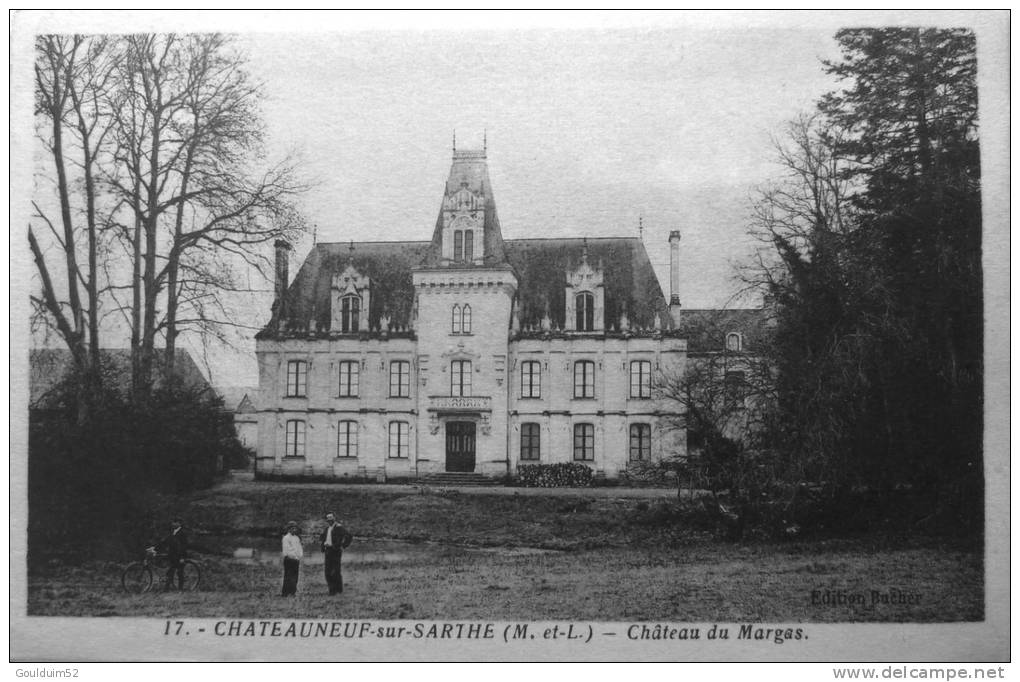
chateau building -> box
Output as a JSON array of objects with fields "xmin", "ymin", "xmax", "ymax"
[{"xmin": 254, "ymin": 146, "xmax": 765, "ymax": 480}]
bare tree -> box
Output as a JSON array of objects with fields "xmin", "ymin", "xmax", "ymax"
[
  {"xmin": 31, "ymin": 35, "xmax": 118, "ymax": 421},
  {"xmin": 30, "ymin": 33, "xmax": 305, "ymax": 402}
]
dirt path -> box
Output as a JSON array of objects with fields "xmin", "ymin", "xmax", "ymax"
[{"xmin": 222, "ymin": 471, "xmax": 680, "ymax": 499}]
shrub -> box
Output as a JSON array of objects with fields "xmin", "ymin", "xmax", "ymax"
[{"xmin": 516, "ymin": 463, "xmax": 594, "ymax": 488}]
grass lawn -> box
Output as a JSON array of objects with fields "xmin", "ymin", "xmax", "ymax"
[{"xmin": 26, "ymin": 478, "xmax": 983, "ymax": 622}]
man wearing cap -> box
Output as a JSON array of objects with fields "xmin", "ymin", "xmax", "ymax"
[
  {"xmin": 319, "ymin": 512, "xmax": 353, "ymax": 595},
  {"xmin": 157, "ymin": 518, "xmax": 188, "ymax": 591},
  {"xmin": 281, "ymin": 521, "xmax": 303, "ymax": 597}
]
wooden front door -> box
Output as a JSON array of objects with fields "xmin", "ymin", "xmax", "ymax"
[{"xmin": 445, "ymin": 422, "xmax": 476, "ymax": 472}]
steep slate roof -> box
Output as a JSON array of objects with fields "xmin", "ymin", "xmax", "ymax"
[
  {"xmin": 669, "ymin": 308, "xmax": 772, "ymax": 353},
  {"xmin": 423, "ymin": 149, "xmax": 507, "ymax": 267},
  {"xmin": 504, "ymin": 237, "xmax": 671, "ymax": 331},
  {"xmin": 261, "ymin": 236, "xmax": 673, "ymax": 338},
  {"xmin": 261, "ymin": 240, "xmax": 431, "ymax": 336},
  {"xmin": 30, "ymin": 348, "xmax": 212, "ymax": 409}
]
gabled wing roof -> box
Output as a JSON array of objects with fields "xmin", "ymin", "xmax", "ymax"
[
  {"xmin": 261, "ymin": 240, "xmax": 431, "ymax": 337},
  {"xmin": 29, "ymin": 348, "xmax": 212, "ymax": 408},
  {"xmin": 504, "ymin": 237, "xmax": 671, "ymax": 330},
  {"xmin": 670, "ymin": 308, "xmax": 772, "ymax": 353},
  {"xmin": 262, "ymin": 236, "xmax": 673, "ymax": 337}
]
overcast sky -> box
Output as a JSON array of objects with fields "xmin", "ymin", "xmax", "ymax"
[
  {"xmin": 25, "ymin": 13, "xmax": 1003, "ymax": 390},
  {"xmin": 244, "ymin": 27, "xmax": 842, "ymax": 313}
]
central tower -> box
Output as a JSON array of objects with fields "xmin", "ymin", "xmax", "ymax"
[{"xmin": 413, "ymin": 146, "xmax": 517, "ymax": 476}]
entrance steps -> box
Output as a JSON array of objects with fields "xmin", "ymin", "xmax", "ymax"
[{"xmin": 418, "ymin": 472, "xmax": 497, "ymax": 487}]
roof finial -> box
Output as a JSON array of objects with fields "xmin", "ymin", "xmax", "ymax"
[
  {"xmin": 638, "ymin": 215, "xmax": 643, "ymax": 241},
  {"xmin": 349, "ymin": 240, "xmax": 355, "ymax": 254},
  {"xmin": 483, "ymin": 129, "xmax": 487, "ymax": 153},
  {"xmin": 452, "ymin": 130, "xmax": 456, "ymax": 153},
  {"xmin": 581, "ymin": 236, "xmax": 589, "ymax": 265},
  {"xmin": 313, "ymin": 223, "xmax": 317, "ymax": 245}
]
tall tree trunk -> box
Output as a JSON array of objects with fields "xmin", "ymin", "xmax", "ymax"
[
  {"xmin": 131, "ymin": 176, "xmax": 143, "ymax": 401},
  {"xmin": 138, "ymin": 121, "xmax": 161, "ymax": 402},
  {"xmin": 164, "ymin": 157, "xmax": 192, "ymax": 382}
]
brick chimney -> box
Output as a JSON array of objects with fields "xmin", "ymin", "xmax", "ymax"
[{"xmin": 668, "ymin": 231, "xmax": 682, "ymax": 325}]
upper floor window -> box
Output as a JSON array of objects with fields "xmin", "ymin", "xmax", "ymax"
[
  {"xmin": 390, "ymin": 360, "xmax": 411, "ymax": 398},
  {"xmin": 453, "ymin": 230, "xmax": 475, "ymax": 262},
  {"xmin": 726, "ymin": 332, "xmax": 743, "ymax": 352},
  {"xmin": 629, "ymin": 423, "xmax": 651, "ymax": 461},
  {"xmin": 286, "ymin": 360, "xmax": 307, "ymax": 397},
  {"xmin": 388, "ymin": 421, "xmax": 409, "ymax": 459},
  {"xmin": 630, "ymin": 360, "xmax": 651, "ymax": 399},
  {"xmin": 520, "ymin": 423, "xmax": 541, "ymax": 461},
  {"xmin": 521, "ymin": 360, "xmax": 541, "ymax": 398},
  {"xmin": 341, "ymin": 294, "xmax": 360, "ymax": 333},
  {"xmin": 573, "ymin": 360, "xmax": 595, "ymax": 399},
  {"xmin": 450, "ymin": 360, "xmax": 472, "ymax": 397},
  {"xmin": 338, "ymin": 360, "xmax": 359, "ymax": 398},
  {"xmin": 452, "ymin": 304, "xmax": 472, "ymax": 334},
  {"xmin": 573, "ymin": 423, "xmax": 594, "ymax": 461},
  {"xmin": 337, "ymin": 420, "xmax": 358, "ymax": 458},
  {"xmin": 285, "ymin": 419, "xmax": 306, "ymax": 458},
  {"xmin": 576, "ymin": 292, "xmax": 594, "ymax": 332}
]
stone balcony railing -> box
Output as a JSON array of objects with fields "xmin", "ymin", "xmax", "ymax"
[{"xmin": 427, "ymin": 395, "xmax": 492, "ymax": 413}]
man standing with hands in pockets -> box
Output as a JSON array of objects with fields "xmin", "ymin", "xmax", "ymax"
[{"xmin": 319, "ymin": 511, "xmax": 353, "ymax": 595}]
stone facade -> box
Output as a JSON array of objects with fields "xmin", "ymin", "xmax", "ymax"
[{"xmin": 253, "ymin": 146, "xmax": 761, "ymax": 481}]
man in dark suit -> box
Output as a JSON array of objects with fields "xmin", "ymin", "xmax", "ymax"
[
  {"xmin": 319, "ymin": 511, "xmax": 352, "ymax": 595},
  {"xmin": 158, "ymin": 518, "xmax": 188, "ymax": 591}
]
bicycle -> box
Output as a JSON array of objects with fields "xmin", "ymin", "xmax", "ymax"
[{"xmin": 121, "ymin": 546, "xmax": 202, "ymax": 593}]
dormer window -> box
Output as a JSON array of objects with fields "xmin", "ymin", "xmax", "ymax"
[
  {"xmin": 341, "ymin": 295, "xmax": 360, "ymax": 333},
  {"xmin": 726, "ymin": 332, "xmax": 742, "ymax": 352},
  {"xmin": 331, "ymin": 265, "xmax": 370, "ymax": 333},
  {"xmin": 565, "ymin": 250, "xmax": 604, "ymax": 332},
  {"xmin": 575, "ymin": 292, "xmax": 594, "ymax": 332}
]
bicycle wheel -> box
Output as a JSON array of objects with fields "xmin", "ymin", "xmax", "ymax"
[
  {"xmin": 121, "ymin": 562, "xmax": 153, "ymax": 594},
  {"xmin": 180, "ymin": 560, "xmax": 202, "ymax": 591}
]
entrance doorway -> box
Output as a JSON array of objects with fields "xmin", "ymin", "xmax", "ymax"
[{"xmin": 445, "ymin": 421, "xmax": 476, "ymax": 472}]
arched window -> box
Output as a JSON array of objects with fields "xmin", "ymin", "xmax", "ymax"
[
  {"xmin": 285, "ymin": 420, "xmax": 306, "ymax": 458},
  {"xmin": 341, "ymin": 294, "xmax": 360, "ymax": 333},
  {"xmin": 575, "ymin": 292, "xmax": 594, "ymax": 331},
  {"xmin": 451, "ymin": 360, "xmax": 472, "ymax": 397},
  {"xmin": 452, "ymin": 304, "xmax": 461, "ymax": 334},
  {"xmin": 573, "ymin": 423, "xmax": 594, "ymax": 461},
  {"xmin": 453, "ymin": 230, "xmax": 464, "ymax": 261},
  {"xmin": 629, "ymin": 424, "xmax": 651, "ymax": 461},
  {"xmin": 464, "ymin": 230, "xmax": 474, "ymax": 261},
  {"xmin": 337, "ymin": 420, "xmax": 358, "ymax": 458},
  {"xmin": 461, "ymin": 304, "xmax": 471, "ymax": 334},
  {"xmin": 520, "ymin": 423, "xmax": 541, "ymax": 461},
  {"xmin": 573, "ymin": 360, "xmax": 595, "ymax": 399},
  {"xmin": 726, "ymin": 332, "xmax": 742, "ymax": 352},
  {"xmin": 520, "ymin": 360, "xmax": 541, "ymax": 398}
]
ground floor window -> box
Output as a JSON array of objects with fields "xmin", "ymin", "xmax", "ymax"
[
  {"xmin": 388, "ymin": 421, "xmax": 409, "ymax": 459},
  {"xmin": 629, "ymin": 423, "xmax": 651, "ymax": 461},
  {"xmin": 520, "ymin": 423, "xmax": 540, "ymax": 461},
  {"xmin": 285, "ymin": 420, "xmax": 305, "ymax": 458},
  {"xmin": 337, "ymin": 420, "xmax": 358, "ymax": 458},
  {"xmin": 573, "ymin": 423, "xmax": 594, "ymax": 461}
]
